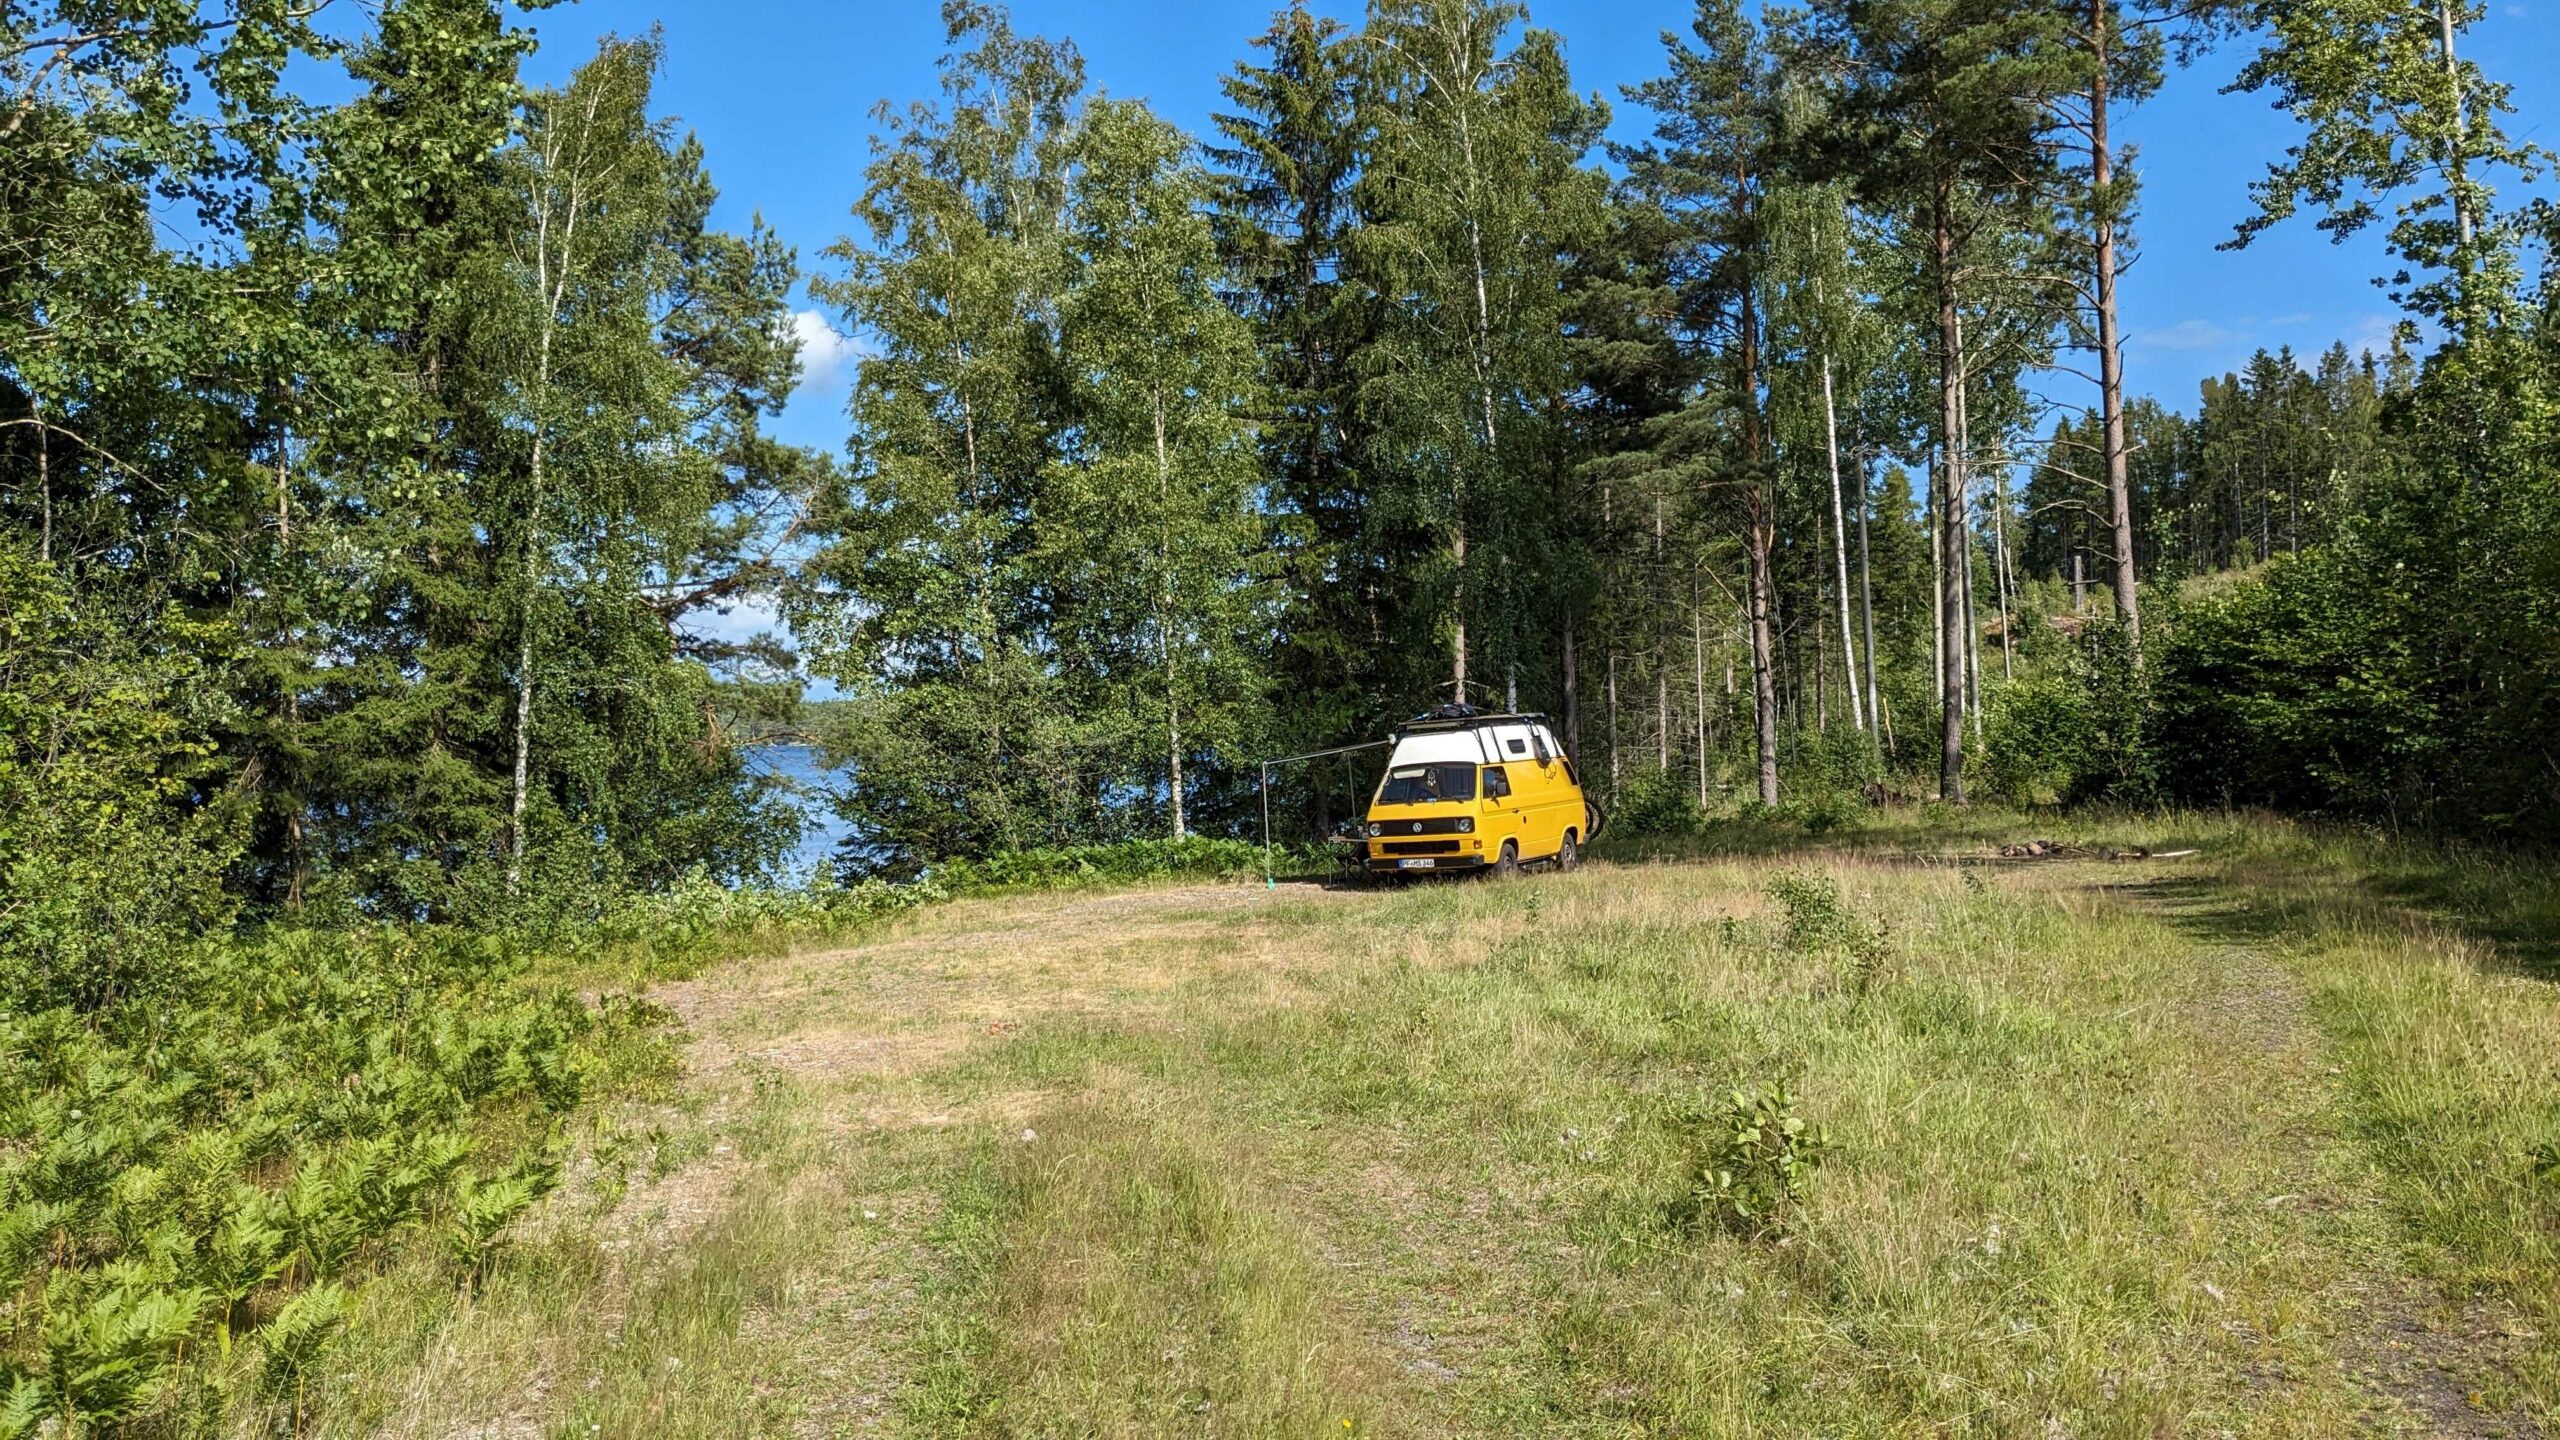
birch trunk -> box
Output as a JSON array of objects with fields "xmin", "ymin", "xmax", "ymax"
[{"xmin": 1822, "ymin": 360, "xmax": 1863, "ymax": 729}]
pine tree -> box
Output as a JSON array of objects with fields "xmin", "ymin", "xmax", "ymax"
[
  {"xmin": 1208, "ymin": 5, "xmax": 1385, "ymax": 794},
  {"xmin": 1809, "ymin": 0, "xmax": 2080, "ymax": 799},
  {"xmin": 1622, "ymin": 0, "xmax": 1785, "ymax": 802}
]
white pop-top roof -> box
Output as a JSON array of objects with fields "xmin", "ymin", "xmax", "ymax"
[{"xmin": 1386, "ymin": 722, "xmax": 1562, "ymax": 769}]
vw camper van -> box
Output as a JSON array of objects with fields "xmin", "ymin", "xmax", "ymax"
[{"xmin": 1363, "ymin": 706, "xmax": 1591, "ymax": 877}]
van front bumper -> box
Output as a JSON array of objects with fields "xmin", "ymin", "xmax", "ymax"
[{"xmin": 1364, "ymin": 852, "xmax": 1490, "ymax": 874}]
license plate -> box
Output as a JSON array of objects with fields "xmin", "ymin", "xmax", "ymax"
[{"xmin": 1397, "ymin": 858, "xmax": 1437, "ymax": 870}]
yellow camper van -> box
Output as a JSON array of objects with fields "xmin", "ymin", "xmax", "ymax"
[{"xmin": 1363, "ymin": 707, "xmax": 1592, "ymax": 877}]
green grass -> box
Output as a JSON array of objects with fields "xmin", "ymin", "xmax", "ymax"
[{"xmin": 296, "ymin": 810, "xmax": 2560, "ymax": 1437}]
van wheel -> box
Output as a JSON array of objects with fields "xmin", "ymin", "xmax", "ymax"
[
  {"xmin": 1557, "ymin": 831, "xmax": 1579, "ymax": 871},
  {"xmin": 1493, "ymin": 841, "xmax": 1520, "ymax": 878}
]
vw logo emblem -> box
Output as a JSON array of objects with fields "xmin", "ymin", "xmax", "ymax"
[{"xmin": 1410, "ymin": 822, "xmax": 1423, "ymax": 833}]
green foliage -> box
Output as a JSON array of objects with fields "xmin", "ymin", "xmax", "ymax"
[
  {"xmin": 933, "ymin": 837, "xmax": 1317, "ymax": 894},
  {"xmin": 445, "ymin": 1160, "xmax": 561, "ymax": 1276},
  {"xmin": 1981, "ymin": 620, "xmax": 2152, "ymax": 805},
  {"xmin": 1685, "ymin": 1083, "xmax": 1829, "ymax": 1237},
  {"xmin": 0, "ymin": 548, "xmax": 242, "ymax": 1012},
  {"xmin": 1613, "ymin": 769, "xmax": 1704, "ymax": 836},
  {"xmin": 255, "ymin": 1281, "xmax": 348, "ymax": 1394},
  {"xmin": 0, "ymin": 921, "xmax": 646, "ymax": 1430},
  {"xmin": 1765, "ymin": 870, "xmax": 1891, "ymax": 989},
  {"xmin": 30, "ymin": 1277, "xmax": 209, "ymax": 1430}
]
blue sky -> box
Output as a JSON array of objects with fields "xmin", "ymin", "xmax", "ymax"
[{"xmin": 514, "ymin": 0, "xmax": 2556, "ymax": 453}]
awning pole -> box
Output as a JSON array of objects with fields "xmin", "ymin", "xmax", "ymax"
[{"xmin": 1262, "ymin": 762, "xmax": 1274, "ymax": 889}]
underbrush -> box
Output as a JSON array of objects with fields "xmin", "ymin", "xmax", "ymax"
[
  {"xmin": 932, "ymin": 835, "xmax": 1327, "ymax": 894},
  {"xmin": 0, "ymin": 926, "xmax": 669, "ymax": 1435}
]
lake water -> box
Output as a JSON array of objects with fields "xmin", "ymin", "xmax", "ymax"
[{"xmin": 750, "ymin": 743, "xmax": 855, "ymax": 881}]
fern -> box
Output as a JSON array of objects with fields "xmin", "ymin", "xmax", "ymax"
[
  {"xmin": 446, "ymin": 1159, "xmax": 561, "ymax": 1274},
  {"xmin": 37, "ymin": 1278, "xmax": 207, "ymax": 1427},
  {"xmin": 256, "ymin": 1282, "xmax": 349, "ymax": 1393}
]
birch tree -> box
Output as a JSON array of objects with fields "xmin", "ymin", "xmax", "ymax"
[{"xmin": 1053, "ymin": 98, "xmax": 1265, "ymax": 840}]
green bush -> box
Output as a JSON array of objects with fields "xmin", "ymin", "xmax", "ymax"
[
  {"xmin": 1684, "ymin": 1083, "xmax": 1829, "ymax": 1237},
  {"xmin": 1764, "ymin": 871, "xmax": 1892, "ymax": 991},
  {"xmin": 1613, "ymin": 768, "xmax": 1703, "ymax": 836},
  {"xmin": 932, "ymin": 835, "xmax": 1320, "ymax": 893},
  {"xmin": 1980, "ymin": 619, "xmax": 2152, "ymax": 805}
]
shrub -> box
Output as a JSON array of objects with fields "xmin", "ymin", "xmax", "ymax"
[
  {"xmin": 1612, "ymin": 768, "xmax": 1702, "ymax": 837},
  {"xmin": 1980, "ymin": 618, "xmax": 2152, "ymax": 805},
  {"xmin": 1686, "ymin": 1084, "xmax": 1829, "ymax": 1237},
  {"xmin": 1765, "ymin": 872, "xmax": 1892, "ymax": 992}
]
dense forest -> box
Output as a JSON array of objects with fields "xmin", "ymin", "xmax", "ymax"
[{"xmin": 4, "ymin": 0, "xmax": 2554, "ymax": 920}]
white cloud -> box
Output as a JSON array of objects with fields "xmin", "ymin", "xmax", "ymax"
[
  {"xmin": 2347, "ymin": 312, "xmax": 2406, "ymax": 360},
  {"xmin": 789, "ymin": 309, "xmax": 863, "ymax": 392},
  {"xmin": 683, "ymin": 593, "xmax": 785, "ymax": 648},
  {"xmin": 2132, "ymin": 318, "xmax": 2241, "ymax": 352}
]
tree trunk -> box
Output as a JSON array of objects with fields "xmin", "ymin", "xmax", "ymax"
[
  {"xmin": 1740, "ymin": 265, "xmax": 1778, "ymax": 808},
  {"xmin": 2091, "ymin": 0, "xmax": 2143, "ymax": 665},
  {"xmin": 1562, "ymin": 612, "xmax": 1580, "ymax": 760},
  {"xmin": 1693, "ymin": 598, "xmax": 1709, "ymax": 808},
  {"xmin": 1822, "ymin": 359, "xmax": 1863, "ymax": 730},
  {"xmin": 1990, "ymin": 441, "xmax": 2016, "ymax": 684},
  {"xmin": 1154, "ymin": 396, "xmax": 1185, "ymax": 840},
  {"xmin": 1607, "ymin": 649, "xmax": 1621, "ymax": 789},
  {"xmin": 1855, "ymin": 450, "xmax": 1879, "ymax": 736},
  {"xmin": 1934, "ymin": 193, "xmax": 1966, "ymax": 802}
]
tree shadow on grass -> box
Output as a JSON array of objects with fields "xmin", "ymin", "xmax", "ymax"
[{"xmin": 2105, "ymin": 855, "xmax": 2560, "ymax": 984}]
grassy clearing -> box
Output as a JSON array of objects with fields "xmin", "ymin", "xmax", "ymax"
[{"xmin": 306, "ymin": 812, "xmax": 2559, "ymax": 1438}]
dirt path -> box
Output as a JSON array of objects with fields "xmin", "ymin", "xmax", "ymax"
[{"xmin": 2109, "ymin": 872, "xmax": 2546, "ymax": 1440}]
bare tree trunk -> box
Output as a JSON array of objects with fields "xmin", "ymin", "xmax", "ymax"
[
  {"xmin": 1607, "ymin": 649, "xmax": 1621, "ymax": 789},
  {"xmin": 1855, "ymin": 450, "xmax": 1879, "ymax": 735},
  {"xmin": 1990, "ymin": 442, "xmax": 2015, "ymax": 684},
  {"xmin": 1741, "ymin": 274, "xmax": 1779, "ymax": 808},
  {"xmin": 1823, "ymin": 360, "xmax": 1864, "ymax": 729},
  {"xmin": 1656, "ymin": 663, "xmax": 1671, "ymax": 771},
  {"xmin": 2091, "ymin": 0, "xmax": 2143, "ymax": 665},
  {"xmin": 1934, "ymin": 194, "xmax": 1967, "ymax": 802},
  {"xmin": 1955, "ymin": 330, "xmax": 1984, "ymax": 741},
  {"xmin": 1562, "ymin": 613, "xmax": 1580, "ymax": 760},
  {"xmin": 1154, "ymin": 397, "xmax": 1185, "ymax": 839},
  {"xmin": 510, "ymin": 111, "xmax": 598, "ymax": 894},
  {"xmin": 1693, "ymin": 598, "xmax": 1709, "ymax": 808},
  {"xmin": 1655, "ymin": 497, "xmax": 1669, "ymax": 771}
]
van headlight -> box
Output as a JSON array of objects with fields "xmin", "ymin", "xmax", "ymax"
[
  {"xmin": 1457, "ymin": 817, "xmax": 1473, "ymax": 833},
  {"xmin": 1366, "ymin": 823, "xmax": 1381, "ymax": 838}
]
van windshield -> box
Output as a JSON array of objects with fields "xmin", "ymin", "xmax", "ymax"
[{"xmin": 1376, "ymin": 763, "xmax": 1476, "ymax": 805}]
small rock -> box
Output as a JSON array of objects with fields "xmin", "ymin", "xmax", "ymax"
[{"xmin": 1020, "ymin": 1128, "xmax": 1039, "ymax": 1143}]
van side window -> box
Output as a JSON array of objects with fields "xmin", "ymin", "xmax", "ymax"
[{"xmin": 1482, "ymin": 765, "xmax": 1512, "ymax": 799}]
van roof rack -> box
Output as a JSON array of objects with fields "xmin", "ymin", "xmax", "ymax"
[{"xmin": 1399, "ymin": 706, "xmax": 1550, "ymax": 734}]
